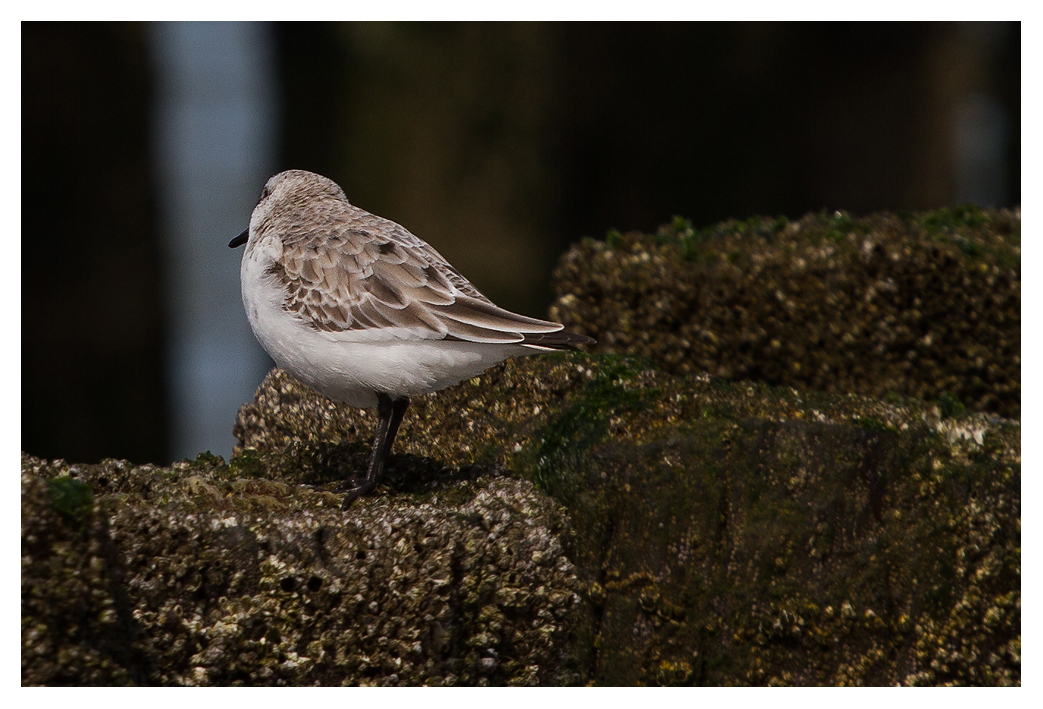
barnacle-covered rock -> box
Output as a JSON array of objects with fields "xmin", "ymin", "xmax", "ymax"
[
  {"xmin": 549, "ymin": 207, "xmax": 1020, "ymax": 418},
  {"xmin": 23, "ymin": 202, "xmax": 1021, "ymax": 686},
  {"xmin": 21, "ymin": 450, "xmax": 581, "ymax": 686},
  {"xmin": 233, "ymin": 354, "xmax": 1018, "ymax": 686}
]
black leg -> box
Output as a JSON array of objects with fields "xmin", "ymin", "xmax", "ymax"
[
  {"xmin": 381, "ymin": 396, "xmax": 410, "ymax": 462},
  {"xmin": 342, "ymin": 394, "xmax": 410, "ymax": 509}
]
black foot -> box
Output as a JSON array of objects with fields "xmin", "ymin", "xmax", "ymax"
[{"xmin": 340, "ymin": 479, "xmax": 378, "ymax": 509}]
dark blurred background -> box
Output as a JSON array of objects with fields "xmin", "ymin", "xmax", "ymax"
[{"xmin": 22, "ymin": 21, "xmax": 1020, "ymax": 466}]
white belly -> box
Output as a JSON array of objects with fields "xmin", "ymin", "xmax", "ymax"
[{"xmin": 241, "ymin": 247, "xmax": 532, "ymax": 409}]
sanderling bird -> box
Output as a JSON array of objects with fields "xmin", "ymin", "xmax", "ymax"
[{"xmin": 230, "ymin": 169, "xmax": 595, "ymax": 508}]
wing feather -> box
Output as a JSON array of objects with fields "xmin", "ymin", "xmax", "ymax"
[{"xmin": 270, "ymin": 216, "xmax": 581, "ymax": 343}]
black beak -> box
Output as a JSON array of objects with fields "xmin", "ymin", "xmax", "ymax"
[{"xmin": 228, "ymin": 229, "xmax": 248, "ymax": 248}]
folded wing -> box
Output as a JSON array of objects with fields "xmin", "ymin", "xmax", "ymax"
[{"xmin": 267, "ymin": 221, "xmax": 593, "ymax": 348}]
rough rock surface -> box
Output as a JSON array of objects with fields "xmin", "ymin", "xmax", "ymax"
[
  {"xmin": 549, "ymin": 207, "xmax": 1020, "ymax": 418},
  {"xmin": 22, "ymin": 354, "xmax": 1020, "ymax": 684},
  {"xmin": 22, "ymin": 207, "xmax": 1021, "ymax": 686},
  {"xmin": 22, "ymin": 452, "xmax": 580, "ymax": 686},
  {"xmin": 228, "ymin": 357, "xmax": 1020, "ymax": 686}
]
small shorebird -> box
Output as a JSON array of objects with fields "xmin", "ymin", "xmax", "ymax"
[{"xmin": 230, "ymin": 170, "xmax": 594, "ymax": 507}]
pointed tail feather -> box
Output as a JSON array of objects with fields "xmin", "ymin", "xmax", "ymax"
[{"xmin": 520, "ymin": 329, "xmax": 596, "ymax": 351}]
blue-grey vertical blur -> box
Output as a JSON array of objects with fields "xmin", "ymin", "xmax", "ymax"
[
  {"xmin": 951, "ymin": 24, "xmax": 1011, "ymax": 208},
  {"xmin": 149, "ymin": 22, "xmax": 277, "ymax": 461},
  {"xmin": 953, "ymin": 93, "xmax": 1008, "ymax": 207}
]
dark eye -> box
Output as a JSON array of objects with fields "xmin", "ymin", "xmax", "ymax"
[{"xmin": 259, "ymin": 185, "xmax": 272, "ymax": 201}]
